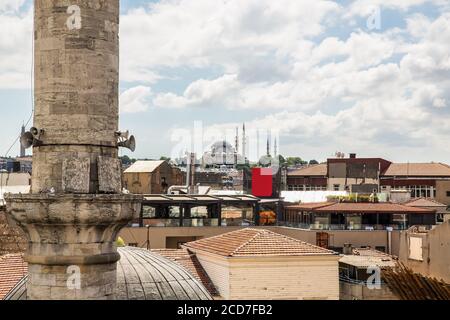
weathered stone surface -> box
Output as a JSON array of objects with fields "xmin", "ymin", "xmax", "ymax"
[
  {"xmin": 62, "ymin": 158, "xmax": 90, "ymax": 193},
  {"xmin": 31, "ymin": 0, "xmax": 121, "ymax": 194},
  {"xmin": 98, "ymin": 156, "xmax": 122, "ymax": 193},
  {"xmin": 4, "ymin": 0, "xmax": 143, "ymax": 300},
  {"xmin": 5, "ymin": 193, "xmax": 141, "ymax": 299}
]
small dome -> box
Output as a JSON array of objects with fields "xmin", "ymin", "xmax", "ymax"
[{"xmin": 4, "ymin": 247, "xmax": 212, "ymax": 300}]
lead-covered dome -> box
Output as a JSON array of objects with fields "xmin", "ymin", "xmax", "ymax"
[{"xmin": 4, "ymin": 247, "xmax": 212, "ymax": 300}]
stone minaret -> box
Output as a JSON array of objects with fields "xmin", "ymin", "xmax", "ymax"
[
  {"xmin": 20, "ymin": 124, "xmax": 26, "ymax": 157},
  {"xmin": 5, "ymin": 1, "xmax": 141, "ymax": 300},
  {"xmin": 242, "ymin": 123, "xmax": 246, "ymax": 161}
]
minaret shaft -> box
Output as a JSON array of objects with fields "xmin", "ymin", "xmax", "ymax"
[{"xmin": 5, "ymin": 0, "xmax": 141, "ymax": 300}]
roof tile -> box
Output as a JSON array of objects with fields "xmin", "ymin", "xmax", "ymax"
[
  {"xmin": 0, "ymin": 254, "xmax": 27, "ymax": 300},
  {"xmin": 183, "ymin": 228, "xmax": 335, "ymax": 257}
]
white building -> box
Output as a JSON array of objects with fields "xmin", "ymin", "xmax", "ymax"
[{"xmin": 183, "ymin": 228, "xmax": 340, "ymax": 300}]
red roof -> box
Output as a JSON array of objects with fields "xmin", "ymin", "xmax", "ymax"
[
  {"xmin": 183, "ymin": 228, "xmax": 335, "ymax": 257},
  {"xmin": 287, "ymin": 164, "xmax": 327, "ymax": 176},
  {"xmin": 383, "ymin": 163, "xmax": 450, "ymax": 177},
  {"xmin": 404, "ymin": 198, "xmax": 447, "ymax": 208},
  {"xmin": 285, "ymin": 202, "xmax": 335, "ymax": 211},
  {"xmin": 0, "ymin": 254, "xmax": 27, "ymax": 300}
]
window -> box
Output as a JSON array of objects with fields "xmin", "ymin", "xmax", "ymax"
[
  {"xmin": 142, "ymin": 206, "xmax": 156, "ymax": 218},
  {"xmin": 409, "ymin": 237, "xmax": 424, "ymax": 261},
  {"xmin": 334, "ymin": 184, "xmax": 340, "ymax": 191},
  {"xmin": 392, "ymin": 185, "xmax": 435, "ymax": 199},
  {"xmin": 446, "ymin": 191, "xmax": 450, "ymax": 197}
]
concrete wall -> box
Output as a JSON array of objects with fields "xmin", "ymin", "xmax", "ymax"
[
  {"xmin": 399, "ymin": 221, "xmax": 450, "ymax": 283},
  {"xmin": 327, "ymin": 178, "xmax": 379, "ymax": 191},
  {"xmin": 119, "ymin": 226, "xmax": 401, "ymax": 256},
  {"xmin": 435, "ymin": 180, "xmax": 450, "ymax": 205},
  {"xmin": 192, "ymin": 252, "xmax": 231, "ymax": 299},
  {"xmin": 192, "ymin": 251, "xmax": 339, "ymax": 300},
  {"xmin": 119, "ymin": 226, "xmax": 244, "ymax": 248},
  {"xmin": 339, "ymin": 282, "xmax": 398, "ymax": 300},
  {"xmin": 123, "ymin": 162, "xmax": 183, "ymax": 194},
  {"xmin": 227, "ymin": 256, "xmax": 339, "ymax": 300}
]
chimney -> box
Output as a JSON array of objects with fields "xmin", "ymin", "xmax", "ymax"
[{"xmin": 343, "ymin": 243, "xmax": 353, "ymax": 255}]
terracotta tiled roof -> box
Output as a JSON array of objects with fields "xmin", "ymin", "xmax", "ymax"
[
  {"xmin": 153, "ymin": 249, "xmax": 218, "ymax": 296},
  {"xmin": 183, "ymin": 228, "xmax": 335, "ymax": 257},
  {"xmin": 404, "ymin": 198, "xmax": 447, "ymax": 208},
  {"xmin": 0, "ymin": 254, "xmax": 27, "ymax": 300},
  {"xmin": 287, "ymin": 164, "xmax": 327, "ymax": 176},
  {"xmin": 383, "ymin": 163, "xmax": 450, "ymax": 177},
  {"xmin": 314, "ymin": 202, "xmax": 435, "ymax": 214},
  {"xmin": 285, "ymin": 202, "xmax": 335, "ymax": 211}
]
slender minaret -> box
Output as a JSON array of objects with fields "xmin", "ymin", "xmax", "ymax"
[
  {"xmin": 267, "ymin": 130, "xmax": 271, "ymax": 157},
  {"xmin": 242, "ymin": 123, "xmax": 246, "ymax": 162},
  {"xmin": 274, "ymin": 138, "xmax": 278, "ymax": 157},
  {"xmin": 256, "ymin": 128, "xmax": 260, "ymax": 161},
  {"xmin": 20, "ymin": 124, "xmax": 26, "ymax": 157},
  {"xmin": 234, "ymin": 127, "xmax": 239, "ymax": 167},
  {"xmin": 6, "ymin": 1, "xmax": 141, "ymax": 300}
]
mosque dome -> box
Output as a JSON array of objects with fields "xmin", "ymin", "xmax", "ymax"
[
  {"xmin": 210, "ymin": 140, "xmax": 235, "ymax": 155},
  {"xmin": 4, "ymin": 247, "xmax": 212, "ymax": 300}
]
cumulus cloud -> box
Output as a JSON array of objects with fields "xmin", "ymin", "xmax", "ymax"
[
  {"xmin": 120, "ymin": 0, "xmax": 340, "ymax": 80},
  {"xmin": 0, "ymin": 7, "xmax": 32, "ymax": 89},
  {"xmin": 120, "ymin": 86, "xmax": 153, "ymax": 113},
  {"xmin": 2, "ymin": 0, "xmax": 450, "ymax": 161}
]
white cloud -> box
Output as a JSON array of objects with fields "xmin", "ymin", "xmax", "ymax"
[
  {"xmin": 346, "ymin": 0, "xmax": 447, "ymax": 18},
  {"xmin": 120, "ymin": 0, "xmax": 340, "ymax": 79},
  {"xmin": 2, "ymin": 0, "xmax": 450, "ymax": 162},
  {"xmin": 0, "ymin": 8, "xmax": 32, "ymax": 89},
  {"xmin": 120, "ymin": 86, "xmax": 152, "ymax": 113},
  {"xmin": 0, "ymin": 0, "xmax": 26, "ymax": 13}
]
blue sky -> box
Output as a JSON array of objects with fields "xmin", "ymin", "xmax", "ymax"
[{"xmin": 1, "ymin": 0, "xmax": 450, "ymax": 163}]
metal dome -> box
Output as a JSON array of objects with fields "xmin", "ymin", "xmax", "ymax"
[{"xmin": 4, "ymin": 247, "xmax": 212, "ymax": 300}]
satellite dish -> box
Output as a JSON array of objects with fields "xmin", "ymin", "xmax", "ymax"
[
  {"xmin": 20, "ymin": 132, "xmax": 34, "ymax": 149},
  {"xmin": 118, "ymin": 135, "xmax": 136, "ymax": 152}
]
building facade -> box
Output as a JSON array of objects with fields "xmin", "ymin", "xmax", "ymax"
[
  {"xmin": 287, "ymin": 155, "xmax": 450, "ymax": 204},
  {"xmin": 183, "ymin": 228, "xmax": 340, "ymax": 300},
  {"xmin": 123, "ymin": 160, "xmax": 183, "ymax": 194}
]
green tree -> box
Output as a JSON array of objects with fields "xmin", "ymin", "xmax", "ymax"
[
  {"xmin": 286, "ymin": 157, "xmax": 307, "ymax": 166},
  {"xmin": 119, "ymin": 155, "xmax": 136, "ymax": 165}
]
